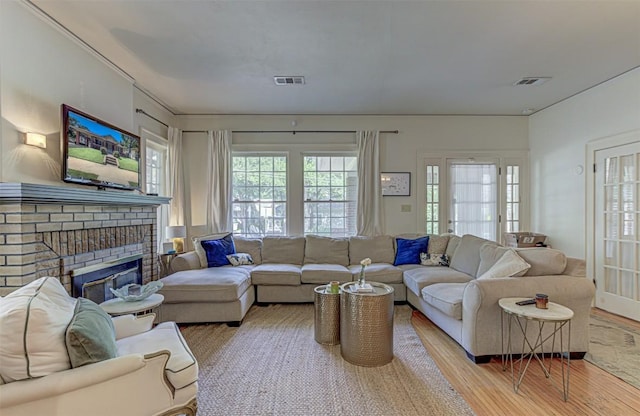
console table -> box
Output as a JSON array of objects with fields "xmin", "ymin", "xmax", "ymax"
[{"xmin": 499, "ymin": 297, "xmax": 573, "ymax": 401}]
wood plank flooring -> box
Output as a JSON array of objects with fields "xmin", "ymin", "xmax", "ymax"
[{"xmin": 410, "ymin": 308, "xmax": 640, "ymax": 416}]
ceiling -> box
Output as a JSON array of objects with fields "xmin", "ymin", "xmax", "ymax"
[{"xmin": 30, "ymin": 1, "xmax": 640, "ymax": 116}]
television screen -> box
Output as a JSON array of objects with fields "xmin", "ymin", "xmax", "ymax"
[{"xmin": 61, "ymin": 104, "xmax": 141, "ymax": 191}]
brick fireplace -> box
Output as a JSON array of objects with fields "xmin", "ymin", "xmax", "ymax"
[{"xmin": 0, "ymin": 183, "xmax": 170, "ymax": 297}]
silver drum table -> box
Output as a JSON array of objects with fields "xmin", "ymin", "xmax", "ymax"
[
  {"xmin": 340, "ymin": 282, "xmax": 394, "ymax": 367},
  {"xmin": 314, "ymin": 285, "xmax": 341, "ymax": 345}
]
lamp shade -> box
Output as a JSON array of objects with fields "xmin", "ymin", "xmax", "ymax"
[{"xmin": 166, "ymin": 225, "xmax": 186, "ymax": 239}]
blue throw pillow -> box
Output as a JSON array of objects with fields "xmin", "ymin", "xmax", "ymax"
[
  {"xmin": 201, "ymin": 234, "xmax": 236, "ymax": 267},
  {"xmin": 394, "ymin": 236, "xmax": 430, "ymax": 266}
]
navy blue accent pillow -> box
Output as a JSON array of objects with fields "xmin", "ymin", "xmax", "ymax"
[
  {"xmin": 201, "ymin": 234, "xmax": 236, "ymax": 267},
  {"xmin": 394, "ymin": 236, "xmax": 430, "ymax": 266}
]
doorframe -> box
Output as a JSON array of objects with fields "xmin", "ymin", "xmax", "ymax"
[{"xmin": 586, "ymin": 129, "xmax": 640, "ymax": 303}]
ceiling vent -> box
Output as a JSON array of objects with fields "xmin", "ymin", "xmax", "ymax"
[
  {"xmin": 274, "ymin": 76, "xmax": 305, "ymax": 86},
  {"xmin": 513, "ymin": 77, "xmax": 551, "ymax": 86}
]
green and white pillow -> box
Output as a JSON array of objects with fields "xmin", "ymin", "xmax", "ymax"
[{"xmin": 65, "ymin": 298, "xmax": 117, "ymax": 368}]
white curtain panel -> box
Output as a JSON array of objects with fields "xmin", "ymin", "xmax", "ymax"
[
  {"xmin": 206, "ymin": 130, "xmax": 232, "ymax": 233},
  {"xmin": 356, "ymin": 130, "xmax": 384, "ymax": 236},
  {"xmin": 167, "ymin": 126, "xmax": 185, "ymax": 227}
]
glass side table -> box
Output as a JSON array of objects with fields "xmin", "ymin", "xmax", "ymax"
[{"xmin": 499, "ymin": 297, "xmax": 573, "ymax": 401}]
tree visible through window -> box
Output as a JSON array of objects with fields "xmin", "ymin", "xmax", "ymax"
[
  {"xmin": 232, "ymin": 155, "xmax": 287, "ymax": 237},
  {"xmin": 303, "ymin": 155, "xmax": 357, "ymax": 237}
]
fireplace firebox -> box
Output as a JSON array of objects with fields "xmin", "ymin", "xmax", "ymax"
[{"xmin": 72, "ymin": 254, "xmax": 143, "ymax": 304}]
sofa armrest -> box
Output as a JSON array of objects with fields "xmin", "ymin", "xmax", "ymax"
[
  {"xmin": 0, "ymin": 353, "xmax": 171, "ymax": 412},
  {"xmin": 461, "ymin": 275, "xmax": 595, "ymax": 357},
  {"xmin": 112, "ymin": 313, "xmax": 155, "ymax": 340},
  {"xmin": 171, "ymin": 251, "xmax": 202, "ymax": 272}
]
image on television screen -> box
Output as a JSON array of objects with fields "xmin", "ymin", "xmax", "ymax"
[{"xmin": 64, "ymin": 107, "xmax": 140, "ymax": 190}]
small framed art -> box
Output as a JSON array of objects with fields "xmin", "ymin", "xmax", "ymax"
[{"xmin": 381, "ymin": 172, "xmax": 411, "ymax": 196}]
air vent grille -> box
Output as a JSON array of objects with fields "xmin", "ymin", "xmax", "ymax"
[
  {"xmin": 513, "ymin": 77, "xmax": 551, "ymax": 86},
  {"xmin": 274, "ymin": 76, "xmax": 305, "ymax": 86}
]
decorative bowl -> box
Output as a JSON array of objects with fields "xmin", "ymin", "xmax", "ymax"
[{"xmin": 110, "ymin": 281, "xmax": 163, "ymax": 302}]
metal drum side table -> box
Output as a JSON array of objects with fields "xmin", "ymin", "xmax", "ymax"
[
  {"xmin": 340, "ymin": 282, "xmax": 394, "ymax": 367},
  {"xmin": 314, "ymin": 285, "xmax": 341, "ymax": 345}
]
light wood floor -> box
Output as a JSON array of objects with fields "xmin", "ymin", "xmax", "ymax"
[{"xmin": 411, "ymin": 308, "xmax": 640, "ymax": 416}]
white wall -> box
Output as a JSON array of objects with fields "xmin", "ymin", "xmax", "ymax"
[
  {"xmin": 529, "ymin": 68, "xmax": 640, "ymax": 257},
  {"xmin": 0, "ymin": 1, "xmax": 174, "ymax": 186},
  {"xmin": 179, "ymin": 114, "xmax": 528, "ymax": 238}
]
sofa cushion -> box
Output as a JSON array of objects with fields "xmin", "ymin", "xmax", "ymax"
[
  {"xmin": 428, "ymin": 234, "xmax": 450, "ymax": 255},
  {"xmin": 0, "ymin": 277, "xmax": 77, "ymax": 382},
  {"xmin": 233, "ymin": 236, "xmax": 263, "ymax": 265},
  {"xmin": 515, "ymin": 248, "xmax": 567, "ymax": 276},
  {"xmin": 159, "ymin": 266, "xmax": 252, "ymax": 303},
  {"xmin": 201, "ymin": 233, "xmax": 236, "ymax": 267},
  {"xmin": 250, "ymin": 264, "xmax": 302, "ymax": 285},
  {"xmin": 394, "ymin": 236, "xmax": 430, "ymax": 266},
  {"xmin": 477, "ymin": 244, "xmax": 512, "ymax": 276},
  {"xmin": 348, "ymin": 263, "xmax": 404, "ymax": 284},
  {"xmin": 449, "ymin": 234, "xmax": 497, "ymax": 277},
  {"xmin": 445, "ymin": 234, "xmax": 461, "ymax": 258},
  {"xmin": 65, "ymin": 298, "xmax": 117, "ymax": 368},
  {"xmin": 116, "ymin": 321, "xmax": 198, "ymax": 390},
  {"xmin": 477, "ymin": 249, "xmax": 531, "ymax": 279},
  {"xmin": 421, "ymin": 283, "xmax": 466, "ymax": 320},
  {"xmin": 304, "ymin": 235, "xmax": 349, "ymax": 266},
  {"xmin": 262, "ymin": 236, "xmax": 306, "ymax": 264},
  {"xmin": 403, "ymin": 266, "xmax": 472, "ymax": 296},
  {"xmin": 193, "ymin": 232, "xmax": 232, "ymax": 268},
  {"xmin": 301, "ymin": 264, "xmax": 352, "ymax": 284},
  {"xmin": 349, "ymin": 235, "xmax": 395, "ymax": 264}
]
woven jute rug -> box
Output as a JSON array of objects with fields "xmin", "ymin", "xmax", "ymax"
[
  {"xmin": 181, "ymin": 304, "xmax": 476, "ymax": 416},
  {"xmin": 585, "ymin": 314, "xmax": 640, "ymax": 389}
]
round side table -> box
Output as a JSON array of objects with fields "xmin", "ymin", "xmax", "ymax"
[
  {"xmin": 100, "ymin": 293, "xmax": 164, "ymax": 317},
  {"xmin": 313, "ymin": 285, "xmax": 341, "ymax": 345},
  {"xmin": 339, "ymin": 281, "xmax": 394, "ymax": 367},
  {"xmin": 499, "ymin": 297, "xmax": 573, "ymax": 401}
]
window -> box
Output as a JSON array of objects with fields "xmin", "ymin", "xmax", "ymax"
[
  {"xmin": 303, "ymin": 155, "xmax": 357, "ymax": 237},
  {"xmin": 143, "ymin": 132, "xmax": 169, "ymax": 249},
  {"xmin": 232, "ymin": 155, "xmax": 287, "ymax": 237},
  {"xmin": 505, "ymin": 165, "xmax": 520, "ymax": 232},
  {"xmin": 425, "ymin": 164, "xmax": 440, "ymax": 235},
  {"xmin": 418, "ymin": 154, "xmax": 527, "ymax": 242}
]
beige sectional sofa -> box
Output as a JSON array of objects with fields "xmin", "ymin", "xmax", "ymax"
[{"xmin": 158, "ymin": 232, "xmax": 595, "ymax": 363}]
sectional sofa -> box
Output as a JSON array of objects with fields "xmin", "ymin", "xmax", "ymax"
[{"xmin": 158, "ymin": 233, "xmax": 595, "ymax": 363}]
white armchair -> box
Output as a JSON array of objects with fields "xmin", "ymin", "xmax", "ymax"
[{"xmin": 0, "ymin": 277, "xmax": 198, "ymax": 416}]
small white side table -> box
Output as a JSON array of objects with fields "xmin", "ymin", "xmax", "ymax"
[
  {"xmin": 100, "ymin": 293, "xmax": 164, "ymax": 317},
  {"xmin": 499, "ymin": 297, "xmax": 573, "ymax": 401}
]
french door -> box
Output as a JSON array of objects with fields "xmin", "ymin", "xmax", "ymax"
[
  {"xmin": 446, "ymin": 159, "xmax": 499, "ymax": 241},
  {"xmin": 594, "ymin": 141, "xmax": 640, "ymax": 320}
]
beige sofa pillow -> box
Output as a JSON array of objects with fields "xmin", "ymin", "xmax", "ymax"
[
  {"xmin": 477, "ymin": 249, "xmax": 531, "ymax": 279},
  {"xmin": 233, "ymin": 236, "xmax": 263, "ymax": 265},
  {"xmin": 349, "ymin": 235, "xmax": 395, "ymax": 265},
  {"xmin": 428, "ymin": 235, "xmax": 450, "ymax": 255},
  {"xmin": 304, "ymin": 235, "xmax": 349, "ymax": 266},
  {"xmin": 477, "ymin": 244, "xmax": 512, "ymax": 276},
  {"xmin": 445, "ymin": 235, "xmax": 461, "ymax": 258},
  {"xmin": 262, "ymin": 236, "xmax": 306, "ymax": 264},
  {"xmin": 515, "ymin": 248, "xmax": 567, "ymax": 276}
]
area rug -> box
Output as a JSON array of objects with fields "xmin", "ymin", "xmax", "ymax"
[
  {"xmin": 585, "ymin": 314, "xmax": 640, "ymax": 389},
  {"xmin": 181, "ymin": 304, "xmax": 476, "ymax": 415}
]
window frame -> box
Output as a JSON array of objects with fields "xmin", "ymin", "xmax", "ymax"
[{"xmin": 141, "ymin": 129, "xmax": 169, "ymax": 248}]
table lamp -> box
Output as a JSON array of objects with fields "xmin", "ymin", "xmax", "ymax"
[{"xmin": 166, "ymin": 225, "xmax": 187, "ymax": 253}]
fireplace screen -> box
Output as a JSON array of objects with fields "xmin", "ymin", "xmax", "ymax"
[{"xmin": 72, "ymin": 254, "xmax": 143, "ymax": 304}]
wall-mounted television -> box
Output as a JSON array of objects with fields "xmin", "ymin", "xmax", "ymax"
[{"xmin": 61, "ymin": 104, "xmax": 141, "ymax": 191}]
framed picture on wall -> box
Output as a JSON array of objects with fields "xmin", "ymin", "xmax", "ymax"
[{"xmin": 381, "ymin": 172, "xmax": 411, "ymax": 196}]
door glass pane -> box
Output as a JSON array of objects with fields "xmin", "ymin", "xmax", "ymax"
[
  {"xmin": 604, "ymin": 241, "xmax": 617, "ymax": 266},
  {"xmin": 621, "ymin": 154, "xmax": 634, "ymax": 182},
  {"xmin": 604, "ymin": 267, "xmax": 617, "ymax": 294},
  {"xmin": 605, "ymin": 157, "xmax": 618, "ymax": 184},
  {"xmin": 449, "ymin": 163, "xmax": 497, "ymax": 241},
  {"xmin": 620, "ymin": 270, "xmax": 634, "ymax": 299},
  {"xmin": 620, "ymin": 242, "xmax": 635, "ymax": 270},
  {"xmin": 605, "ymin": 213, "xmax": 618, "ymax": 238}
]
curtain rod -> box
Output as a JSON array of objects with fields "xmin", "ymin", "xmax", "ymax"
[{"xmin": 136, "ymin": 108, "xmax": 399, "ymax": 134}]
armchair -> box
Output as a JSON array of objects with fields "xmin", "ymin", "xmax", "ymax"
[{"xmin": 0, "ymin": 278, "xmax": 198, "ymax": 416}]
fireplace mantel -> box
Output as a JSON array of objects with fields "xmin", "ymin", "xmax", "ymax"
[{"xmin": 0, "ymin": 183, "xmax": 171, "ymax": 206}]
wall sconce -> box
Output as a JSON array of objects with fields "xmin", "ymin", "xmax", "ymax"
[
  {"xmin": 165, "ymin": 225, "xmax": 187, "ymax": 253},
  {"xmin": 25, "ymin": 132, "xmax": 47, "ymax": 149}
]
